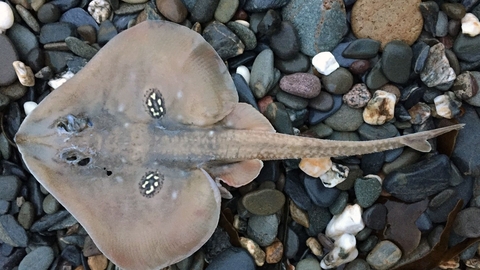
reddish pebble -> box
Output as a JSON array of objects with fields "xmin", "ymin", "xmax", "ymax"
[
  {"xmin": 156, "ymin": 0, "xmax": 188, "ymax": 23},
  {"xmin": 258, "ymin": 95, "xmax": 274, "ymax": 114},
  {"xmin": 349, "ymin": 60, "xmax": 370, "ymax": 75},
  {"xmin": 279, "ymin": 73, "xmax": 321, "ymax": 98},
  {"xmin": 233, "ymin": 9, "xmax": 248, "ymax": 21}
]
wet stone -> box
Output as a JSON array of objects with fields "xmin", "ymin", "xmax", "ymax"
[
  {"xmin": 276, "ymin": 90, "xmax": 308, "ymax": 110},
  {"xmin": 257, "ymin": 9, "xmax": 282, "ymax": 36},
  {"xmin": 97, "ymin": 20, "xmax": 117, "ymax": 46},
  {"xmin": 42, "ymin": 194, "xmax": 60, "ymax": 215},
  {"xmin": 366, "ymin": 240, "xmax": 402, "ymax": 270},
  {"xmin": 49, "ymin": 0, "xmax": 80, "ymax": 12},
  {"xmin": 214, "ymin": 0, "xmax": 238, "ymax": 23},
  {"xmin": 303, "ymin": 175, "xmax": 341, "ymax": 207},
  {"xmin": 232, "ymin": 73, "xmax": 258, "ymax": 110},
  {"xmin": 243, "ymin": 0, "xmax": 289, "ymax": 12},
  {"xmin": 44, "ymin": 51, "xmax": 76, "ymax": 73},
  {"xmin": 342, "ymin": 38, "xmax": 381, "ymax": 59},
  {"xmin": 333, "ymin": 42, "xmax": 358, "ymax": 67},
  {"xmin": 365, "ymin": 59, "xmax": 389, "ymax": 90},
  {"xmin": 451, "ymin": 105, "xmax": 480, "ymax": 176},
  {"xmin": 77, "ymin": 25, "xmax": 97, "ymax": 44},
  {"xmin": 324, "ymin": 104, "xmax": 363, "ymax": 132},
  {"xmin": 296, "ymin": 257, "xmax": 321, "ymax": 270},
  {"xmin": 308, "ymin": 91, "xmax": 335, "ymax": 112},
  {"xmin": 205, "ymin": 247, "xmax": 255, "ymax": 270},
  {"xmin": 453, "ymin": 207, "xmax": 480, "ymax": 238},
  {"xmin": 349, "ymin": 59, "xmax": 370, "ymax": 75},
  {"xmin": 264, "ymin": 102, "xmax": 293, "ymax": 134},
  {"xmin": 321, "ymin": 67, "xmax": 353, "ymax": 95},
  {"xmin": 435, "ymin": 11, "xmax": 449, "ymax": 37},
  {"xmin": 25, "ymin": 47, "xmax": 44, "ymax": 73},
  {"xmin": 0, "ymin": 35, "xmax": 19, "ymax": 86},
  {"xmin": 306, "ymin": 206, "xmax": 332, "ymax": 236},
  {"xmin": 242, "ymin": 189, "xmax": 285, "ymax": 216},
  {"xmin": 329, "ymin": 191, "xmax": 348, "ymax": 215},
  {"xmin": 354, "ymin": 176, "xmax": 382, "ymax": 208},
  {"xmin": 442, "ymin": 3, "xmax": 466, "ymax": 20},
  {"xmin": 362, "ymin": 203, "xmax": 387, "ymax": 230},
  {"xmin": 361, "ymin": 152, "xmax": 384, "ymax": 175},
  {"xmin": 203, "ymin": 22, "xmax": 245, "ymax": 60},
  {"xmin": 30, "ymin": 209, "xmax": 70, "ymax": 232},
  {"xmin": 189, "ymin": 0, "xmax": 219, "ymax": 23},
  {"xmin": 381, "ymin": 40, "xmax": 412, "ymax": 84},
  {"xmin": 18, "ymin": 246, "xmax": 54, "ymax": 270},
  {"xmin": 269, "ymin": 21, "xmax": 300, "ymax": 60},
  {"xmin": 274, "ymin": 52, "xmax": 310, "ymax": 74},
  {"xmin": 226, "ymin": 21, "xmax": 256, "ymax": 51},
  {"xmin": 284, "ymin": 170, "xmax": 313, "ymax": 211},
  {"xmin": 247, "ymin": 214, "xmax": 279, "ymax": 247},
  {"xmin": 384, "ymin": 154, "xmax": 453, "ymax": 202},
  {"xmin": 15, "ymin": 4, "xmax": 40, "ymax": 33},
  {"xmin": 345, "ymin": 259, "xmax": 371, "ymax": 270},
  {"xmin": 421, "ymin": 43, "xmax": 456, "ymax": 87},
  {"xmin": 0, "ymin": 175, "xmax": 22, "ymax": 201},
  {"xmin": 454, "ymin": 35, "xmax": 480, "ymax": 62},
  {"xmin": 279, "ymin": 73, "xmax": 321, "ymax": 98},
  {"xmin": 282, "ymin": 0, "xmax": 347, "ymax": 56},
  {"xmin": 309, "ymin": 94, "xmax": 342, "ymax": 125},
  {"xmin": 0, "ymin": 214, "xmax": 28, "ymax": 247},
  {"xmin": 285, "ymin": 227, "xmax": 300, "ymax": 259}
]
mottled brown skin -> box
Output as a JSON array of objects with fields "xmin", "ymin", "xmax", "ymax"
[{"xmin": 14, "ymin": 21, "xmax": 463, "ymax": 270}]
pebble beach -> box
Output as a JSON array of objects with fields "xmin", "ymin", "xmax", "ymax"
[{"xmin": 1, "ymin": 0, "xmax": 480, "ymax": 269}]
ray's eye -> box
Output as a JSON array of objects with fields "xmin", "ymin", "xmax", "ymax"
[
  {"xmin": 54, "ymin": 114, "xmax": 92, "ymax": 133},
  {"xmin": 139, "ymin": 171, "xmax": 164, "ymax": 198},
  {"xmin": 145, "ymin": 88, "xmax": 166, "ymax": 119}
]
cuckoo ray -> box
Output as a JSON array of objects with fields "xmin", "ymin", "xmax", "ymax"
[{"xmin": 14, "ymin": 21, "xmax": 463, "ymax": 270}]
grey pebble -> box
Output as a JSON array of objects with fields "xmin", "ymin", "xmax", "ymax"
[
  {"xmin": 276, "ymin": 90, "xmax": 308, "ymax": 110},
  {"xmin": 435, "ymin": 11, "xmax": 448, "ymax": 37},
  {"xmin": 257, "ymin": 9, "xmax": 282, "ymax": 36},
  {"xmin": 25, "ymin": 47, "xmax": 45, "ymax": 73},
  {"xmin": 65, "ymin": 36, "xmax": 98, "ymax": 60},
  {"xmin": 296, "ymin": 257, "xmax": 321, "ymax": 270},
  {"xmin": 329, "ymin": 191, "xmax": 348, "ymax": 215},
  {"xmin": 226, "ymin": 21, "xmax": 257, "ymax": 51},
  {"xmin": 0, "ymin": 214, "xmax": 28, "ymax": 247},
  {"xmin": 243, "ymin": 0, "xmax": 289, "ymax": 12},
  {"xmin": 39, "ymin": 22, "xmax": 77, "ymax": 44},
  {"xmin": 451, "ymin": 105, "xmax": 480, "ymax": 176},
  {"xmin": 366, "ymin": 240, "xmax": 402, "ymax": 270},
  {"xmin": 114, "ymin": 2, "xmax": 146, "ymax": 15},
  {"xmin": 7, "ymin": 23, "xmax": 38, "ymax": 60},
  {"xmin": 0, "ymin": 175, "xmax": 22, "ymax": 201},
  {"xmin": 282, "ymin": 0, "xmax": 347, "ymax": 55},
  {"xmin": 214, "ymin": 0, "xmax": 238, "ymax": 23},
  {"xmin": 354, "ymin": 176, "xmax": 382, "ymax": 208},
  {"xmin": 274, "ymin": 52, "xmax": 310, "ymax": 74},
  {"xmin": 50, "ymin": 0, "xmax": 80, "ymax": 12},
  {"xmin": 18, "ymin": 246, "xmax": 54, "ymax": 270},
  {"xmin": 249, "ymin": 49, "xmax": 275, "ymax": 98},
  {"xmin": 358, "ymin": 235, "xmax": 379, "ymax": 253},
  {"xmin": 37, "ymin": 3, "xmax": 62, "ymax": 24},
  {"xmin": 333, "ymin": 42, "xmax": 358, "ymax": 67},
  {"xmin": 206, "ymin": 247, "xmax": 255, "ymax": 270},
  {"xmin": 453, "ymin": 33, "xmax": 480, "ymax": 62},
  {"xmin": 285, "ymin": 227, "xmax": 299, "ymax": 258},
  {"xmin": 265, "ymin": 102, "xmax": 293, "ymax": 134},
  {"xmin": 189, "ymin": 0, "xmax": 219, "ymax": 23},
  {"xmin": 308, "ymin": 94, "xmax": 342, "ymax": 125},
  {"xmin": 411, "ymin": 41, "xmax": 430, "ymax": 74},
  {"xmin": 324, "ymin": 104, "xmax": 363, "ymax": 132},
  {"xmin": 365, "ymin": 59, "xmax": 389, "ymax": 89},
  {"xmin": 44, "ymin": 51, "xmax": 76, "ymax": 73},
  {"xmin": 18, "ymin": 201, "xmax": 34, "ymax": 229},
  {"xmin": 30, "ymin": 209, "xmax": 70, "ymax": 232},
  {"xmin": 381, "ymin": 40, "xmax": 412, "ymax": 84},
  {"xmin": 0, "ymin": 200, "xmax": 9, "ymax": 214},
  {"xmin": 247, "ymin": 214, "xmax": 279, "ymax": 246},
  {"xmin": 307, "ymin": 205, "xmax": 332, "ymax": 236},
  {"xmin": 362, "ymin": 203, "xmax": 387, "ymax": 230},
  {"xmin": 303, "ymin": 175, "xmax": 341, "ymax": 207},
  {"xmin": 42, "ymin": 194, "xmax": 60, "ymax": 215},
  {"xmin": 342, "ymin": 38, "xmax": 380, "ymax": 59},
  {"xmin": 242, "ymin": 188, "xmax": 285, "ymax": 216},
  {"xmin": 97, "ymin": 20, "xmax": 118, "ymax": 46},
  {"xmin": 0, "ymin": 35, "xmax": 19, "ymax": 87},
  {"xmin": 15, "ymin": 4, "xmax": 40, "ymax": 33},
  {"xmin": 269, "ymin": 21, "xmax": 300, "ymax": 60},
  {"xmin": 345, "ymin": 259, "xmax": 372, "ymax": 270},
  {"xmin": 284, "ymin": 171, "xmax": 313, "ymax": 211},
  {"xmin": 60, "ymin": 7, "xmax": 99, "ymax": 30},
  {"xmin": 321, "ymin": 67, "xmax": 353, "ymax": 95},
  {"xmin": 308, "ymin": 122, "xmax": 333, "ymax": 138},
  {"xmin": 419, "ymin": 1, "xmax": 439, "ymax": 35},
  {"xmin": 0, "ymin": 132, "xmax": 11, "ymax": 160},
  {"xmin": 308, "ymin": 91, "xmax": 334, "ymax": 111}
]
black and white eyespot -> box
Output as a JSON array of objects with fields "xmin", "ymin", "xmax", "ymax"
[
  {"xmin": 139, "ymin": 171, "xmax": 164, "ymax": 198},
  {"xmin": 145, "ymin": 88, "xmax": 166, "ymax": 119}
]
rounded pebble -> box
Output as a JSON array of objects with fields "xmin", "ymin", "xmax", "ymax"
[
  {"xmin": 242, "ymin": 188, "xmax": 285, "ymax": 216},
  {"xmin": 381, "ymin": 40, "xmax": 412, "ymax": 84},
  {"xmin": 0, "ymin": 35, "xmax": 19, "ymax": 86},
  {"xmin": 279, "ymin": 73, "xmax": 321, "ymax": 98},
  {"xmin": 0, "ymin": 2, "xmax": 14, "ymax": 33},
  {"xmin": 247, "ymin": 214, "xmax": 279, "ymax": 246},
  {"xmin": 324, "ymin": 104, "xmax": 363, "ymax": 132},
  {"xmin": 366, "ymin": 240, "xmax": 402, "ymax": 270},
  {"xmin": 18, "ymin": 246, "xmax": 54, "ymax": 270},
  {"xmin": 321, "ymin": 67, "xmax": 354, "ymax": 95},
  {"xmin": 453, "ymin": 207, "xmax": 480, "ymax": 238},
  {"xmin": 354, "ymin": 176, "xmax": 382, "ymax": 208}
]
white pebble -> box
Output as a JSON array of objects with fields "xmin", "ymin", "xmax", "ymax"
[
  {"xmin": 24, "ymin": 101, "xmax": 38, "ymax": 116},
  {"xmin": 236, "ymin": 65, "xmax": 250, "ymax": 84},
  {"xmin": 312, "ymin": 51, "xmax": 339, "ymax": 75},
  {"xmin": 0, "ymin": 2, "xmax": 14, "ymax": 34},
  {"xmin": 326, "ymin": 204, "xmax": 365, "ymax": 240},
  {"xmin": 320, "ymin": 163, "xmax": 349, "ymax": 188},
  {"xmin": 363, "ymin": 90, "xmax": 396, "ymax": 125},
  {"xmin": 235, "ymin": 20, "xmax": 250, "ymax": 28},
  {"xmin": 88, "ymin": 0, "xmax": 112, "ymax": 24},
  {"xmin": 12, "ymin": 61, "xmax": 35, "ymax": 87},
  {"xmin": 321, "ymin": 233, "xmax": 358, "ymax": 269},
  {"xmin": 461, "ymin": 13, "xmax": 480, "ymax": 37},
  {"xmin": 48, "ymin": 71, "xmax": 75, "ymax": 89},
  {"xmin": 299, "ymin": 157, "xmax": 332, "ymax": 178}
]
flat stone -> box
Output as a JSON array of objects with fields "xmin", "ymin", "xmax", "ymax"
[
  {"xmin": 308, "ymin": 94, "xmax": 342, "ymax": 124},
  {"xmin": 365, "ymin": 59, "xmax": 389, "ymax": 90},
  {"xmin": 30, "ymin": 209, "xmax": 70, "ymax": 232},
  {"xmin": 0, "ymin": 35, "xmax": 18, "ymax": 86},
  {"xmin": 321, "ymin": 67, "xmax": 353, "ymax": 95},
  {"xmin": 420, "ymin": 43, "xmax": 456, "ymax": 87},
  {"xmin": 247, "ymin": 214, "xmax": 279, "ymax": 246},
  {"xmin": 366, "ymin": 240, "xmax": 402, "ymax": 270},
  {"xmin": 274, "ymin": 52, "xmax": 310, "ymax": 74},
  {"xmin": 37, "ymin": 3, "xmax": 61, "ymax": 24},
  {"xmin": 276, "ymin": 90, "xmax": 308, "ymax": 110},
  {"xmin": 0, "ymin": 175, "xmax": 21, "ymax": 201},
  {"xmin": 282, "ymin": 0, "xmax": 347, "ymax": 56},
  {"xmin": 451, "ymin": 105, "xmax": 480, "ymax": 176},
  {"xmin": 453, "ymin": 33, "xmax": 480, "ymax": 62},
  {"xmin": 441, "ymin": 3, "xmax": 466, "ymax": 20},
  {"xmin": 381, "ymin": 40, "xmax": 412, "ymax": 84},
  {"xmin": 44, "ymin": 50, "xmax": 76, "ymax": 73},
  {"xmin": 279, "ymin": 73, "xmax": 321, "ymax": 98},
  {"xmin": 60, "ymin": 7, "xmax": 99, "ymax": 30},
  {"xmin": 49, "ymin": 0, "xmax": 80, "ymax": 11},
  {"xmin": 18, "ymin": 246, "xmax": 54, "ymax": 270},
  {"xmin": 65, "ymin": 36, "xmax": 98, "ymax": 59},
  {"xmin": 362, "ymin": 203, "xmax": 387, "ymax": 230},
  {"xmin": 249, "ymin": 49, "xmax": 275, "ymax": 98},
  {"xmin": 349, "ymin": 60, "xmax": 370, "ymax": 75},
  {"xmin": 285, "ymin": 170, "xmax": 313, "ymax": 211},
  {"xmin": 342, "ymin": 38, "xmax": 381, "ymax": 59},
  {"xmin": 411, "ymin": 41, "xmax": 430, "ymax": 74},
  {"xmin": 214, "ymin": 0, "xmax": 238, "ymax": 23},
  {"xmin": 296, "ymin": 257, "xmax": 321, "ymax": 270},
  {"xmin": 42, "ymin": 194, "xmax": 60, "ymax": 215},
  {"xmin": 39, "ymin": 22, "xmax": 77, "ymax": 44},
  {"xmin": 17, "ymin": 201, "xmax": 34, "ymax": 229},
  {"xmin": 420, "ymin": 1, "xmax": 439, "ymax": 35},
  {"xmin": 324, "ymin": 104, "xmax": 363, "ymax": 132},
  {"xmin": 0, "ymin": 214, "xmax": 28, "ymax": 247},
  {"xmin": 257, "ymin": 9, "xmax": 282, "ymax": 36},
  {"xmin": 383, "ymin": 154, "xmax": 454, "ymax": 202},
  {"xmin": 15, "ymin": 4, "xmax": 40, "ymax": 33},
  {"xmin": 189, "ymin": 0, "xmax": 219, "ymax": 23},
  {"xmin": 264, "ymin": 102, "xmax": 293, "ymax": 134},
  {"xmin": 354, "ymin": 176, "xmax": 382, "ymax": 208},
  {"xmin": 306, "ymin": 206, "xmax": 332, "ymax": 236},
  {"xmin": 97, "ymin": 19, "xmax": 117, "ymax": 46},
  {"xmin": 243, "ymin": 0, "xmax": 289, "ymax": 12},
  {"xmin": 303, "ymin": 175, "xmax": 341, "ymax": 207},
  {"xmin": 242, "ymin": 189, "xmax": 285, "ymax": 216},
  {"xmin": 351, "ymin": 0, "xmax": 423, "ymax": 48}
]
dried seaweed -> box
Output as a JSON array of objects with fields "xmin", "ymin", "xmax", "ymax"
[{"xmin": 392, "ymin": 200, "xmax": 480, "ymax": 270}]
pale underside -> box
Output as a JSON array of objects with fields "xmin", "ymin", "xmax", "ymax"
[{"xmin": 14, "ymin": 21, "xmax": 463, "ymax": 270}]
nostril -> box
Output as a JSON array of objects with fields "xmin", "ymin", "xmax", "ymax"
[
  {"xmin": 78, "ymin": 158, "xmax": 91, "ymax": 166},
  {"xmin": 60, "ymin": 149, "xmax": 92, "ymax": 166}
]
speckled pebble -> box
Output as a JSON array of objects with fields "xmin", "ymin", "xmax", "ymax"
[
  {"xmin": 65, "ymin": 36, "xmax": 98, "ymax": 60},
  {"xmin": 343, "ymin": 83, "xmax": 371, "ymax": 108},
  {"xmin": 279, "ymin": 73, "xmax": 321, "ymax": 98},
  {"xmin": 247, "ymin": 214, "xmax": 279, "ymax": 247},
  {"xmin": 366, "ymin": 240, "xmax": 402, "ymax": 270},
  {"xmin": 226, "ymin": 21, "xmax": 257, "ymax": 51},
  {"xmin": 354, "ymin": 176, "xmax": 382, "ymax": 208}
]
